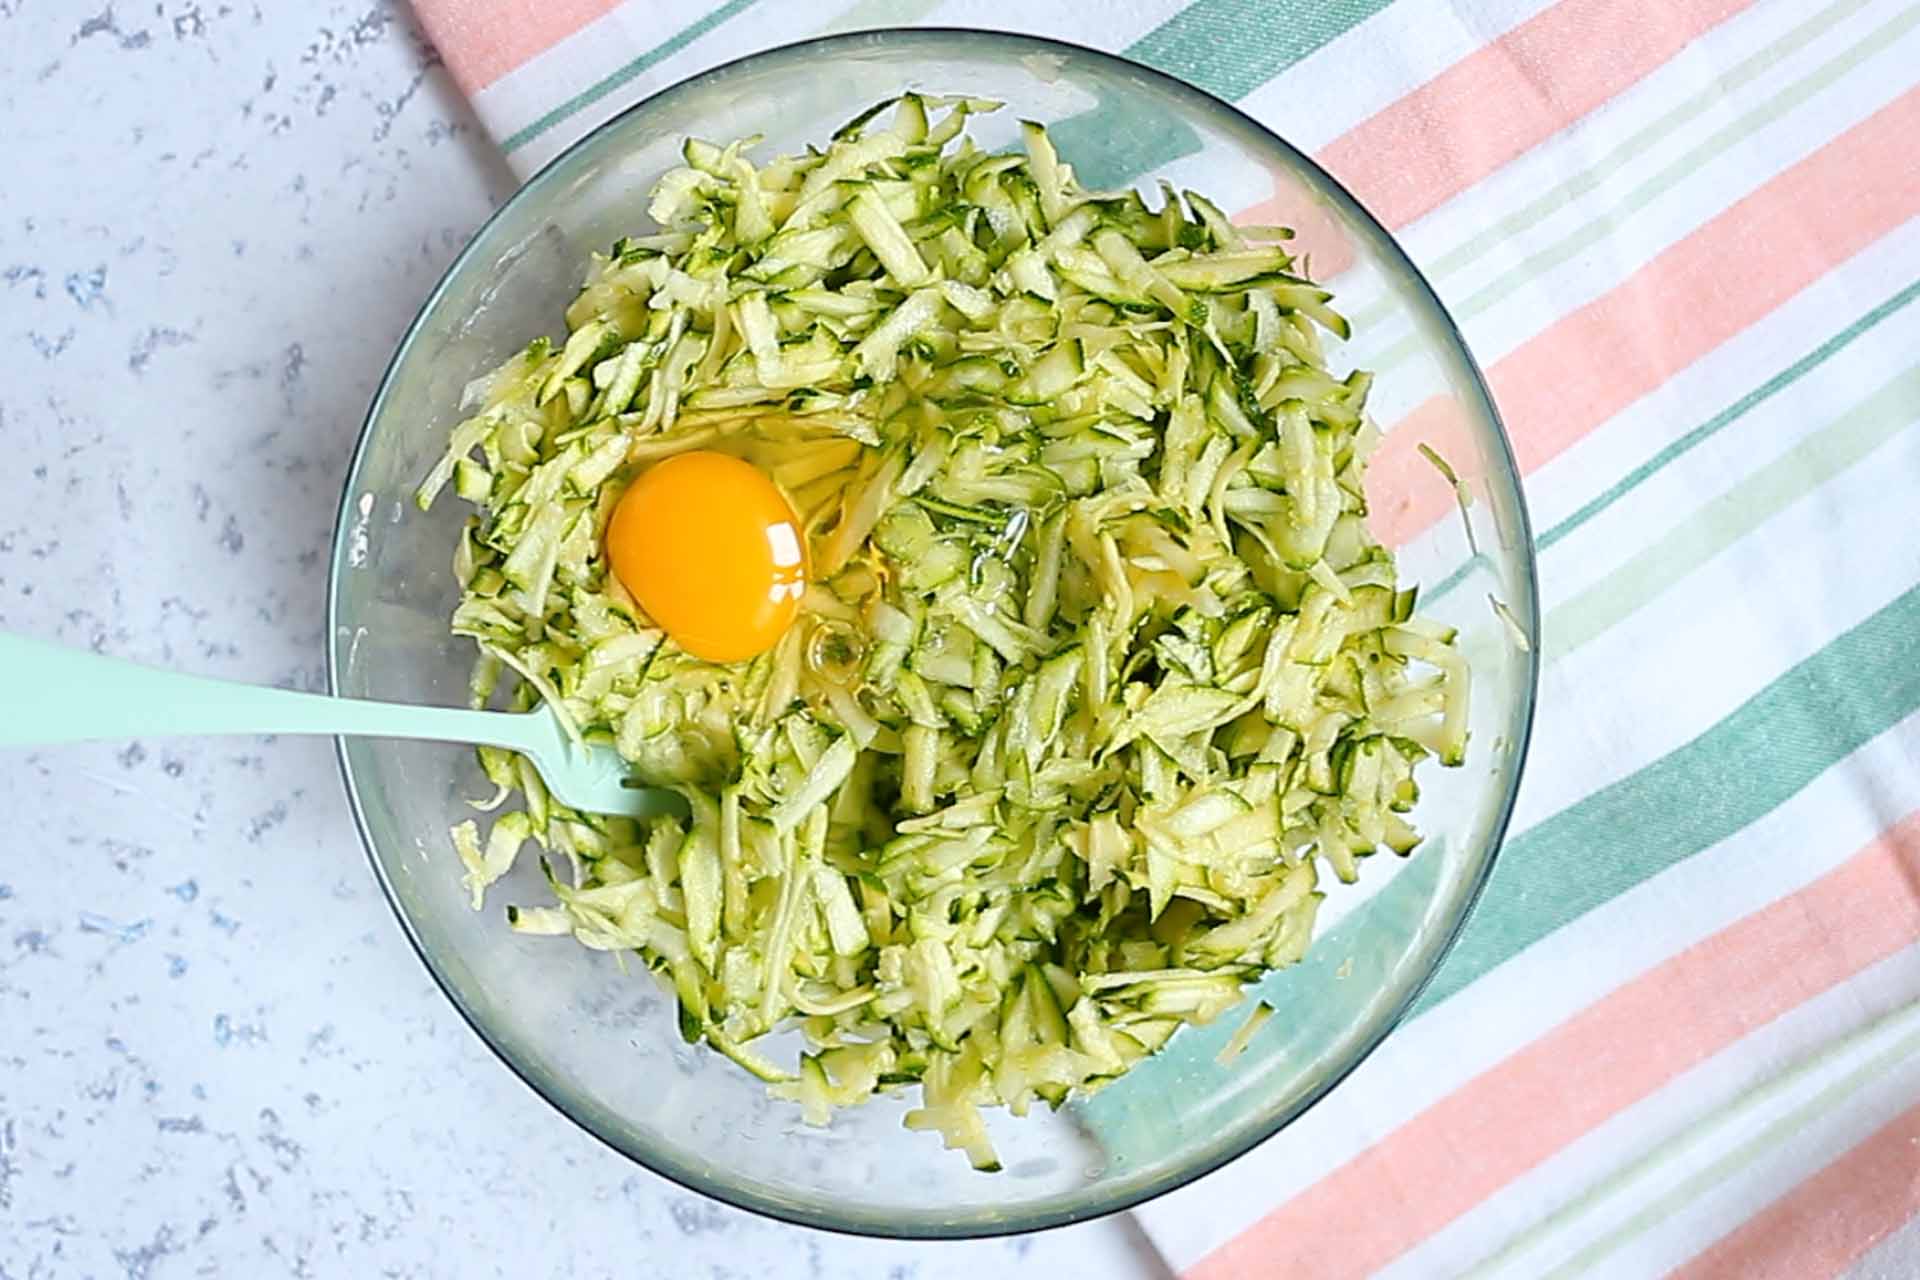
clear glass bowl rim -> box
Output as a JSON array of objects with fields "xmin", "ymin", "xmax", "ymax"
[{"xmin": 325, "ymin": 25, "xmax": 1541, "ymax": 1240}]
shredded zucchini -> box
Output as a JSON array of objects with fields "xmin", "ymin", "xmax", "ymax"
[
  {"xmin": 1216, "ymin": 998, "xmax": 1277, "ymax": 1066},
  {"xmin": 418, "ymin": 93, "xmax": 1466, "ymax": 1168}
]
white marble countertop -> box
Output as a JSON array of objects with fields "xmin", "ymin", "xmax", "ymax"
[{"xmin": 0, "ymin": 5, "xmax": 1171, "ymax": 1275}]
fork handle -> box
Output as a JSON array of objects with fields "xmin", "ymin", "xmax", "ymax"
[{"xmin": 0, "ymin": 631, "xmax": 536, "ymax": 753}]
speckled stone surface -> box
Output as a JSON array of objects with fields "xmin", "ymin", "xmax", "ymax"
[{"xmin": 0, "ymin": 6, "xmax": 1171, "ymax": 1275}]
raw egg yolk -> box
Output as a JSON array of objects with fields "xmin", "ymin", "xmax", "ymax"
[{"xmin": 605, "ymin": 450, "xmax": 807, "ymax": 663}]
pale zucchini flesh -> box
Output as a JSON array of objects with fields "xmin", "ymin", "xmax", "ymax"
[{"xmin": 417, "ymin": 92, "xmax": 1467, "ymax": 1169}]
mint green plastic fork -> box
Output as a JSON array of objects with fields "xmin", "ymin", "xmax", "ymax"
[{"xmin": 0, "ymin": 632, "xmax": 684, "ymax": 818}]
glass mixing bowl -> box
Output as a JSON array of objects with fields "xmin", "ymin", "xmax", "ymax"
[{"xmin": 327, "ymin": 28, "xmax": 1538, "ymax": 1238}]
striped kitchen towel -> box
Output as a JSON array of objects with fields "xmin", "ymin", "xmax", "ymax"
[{"xmin": 410, "ymin": 0, "xmax": 1920, "ymax": 1275}]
